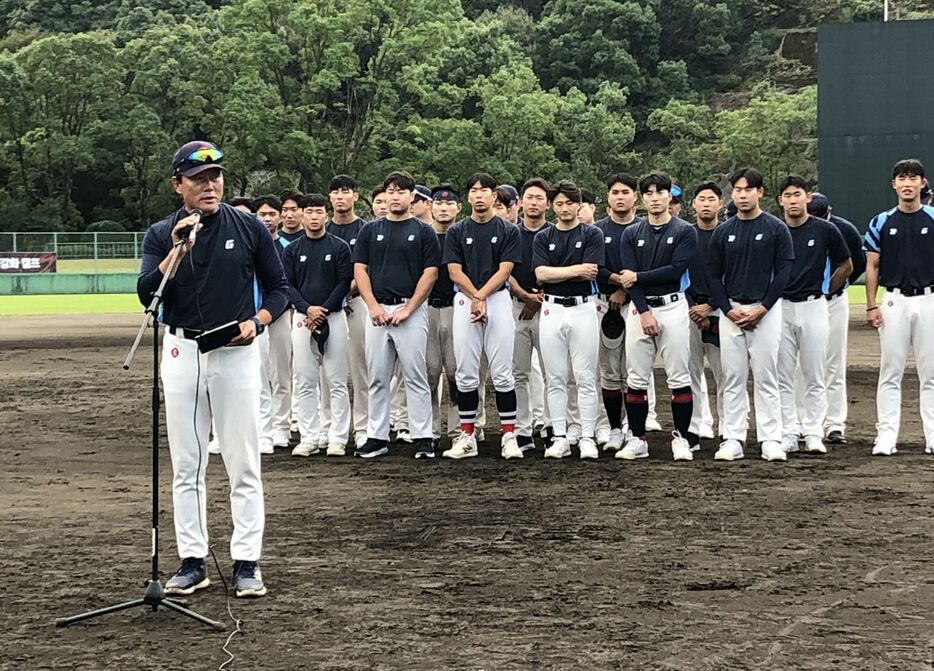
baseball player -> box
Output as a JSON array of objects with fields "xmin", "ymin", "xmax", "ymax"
[
  {"xmin": 708, "ymin": 167, "xmax": 794, "ymax": 462},
  {"xmin": 278, "ymin": 191, "xmax": 305, "ymax": 243},
  {"xmin": 494, "ymin": 185, "xmax": 520, "ymax": 224},
  {"xmin": 594, "ymin": 173, "xmax": 644, "ymax": 451},
  {"xmin": 533, "ymin": 180, "xmax": 605, "ymax": 459},
  {"xmin": 371, "ymin": 185, "xmax": 389, "ymax": 218},
  {"xmin": 686, "ymin": 182, "xmax": 725, "ymax": 448},
  {"xmin": 510, "ymin": 178, "xmax": 552, "ymax": 451},
  {"xmin": 282, "ymin": 193, "xmax": 353, "ymax": 457},
  {"xmin": 353, "ymin": 171, "xmax": 440, "ymax": 458},
  {"xmin": 441, "ymin": 173, "xmax": 523, "ymax": 460},
  {"xmin": 426, "ymin": 184, "xmax": 461, "ymax": 450},
  {"xmin": 578, "ymin": 188, "xmax": 597, "ymax": 224},
  {"xmin": 806, "ymin": 193, "xmax": 866, "ymax": 444},
  {"xmin": 864, "ymin": 158, "xmax": 934, "ymax": 456},
  {"xmin": 776, "ymin": 176, "xmax": 852, "ymax": 455},
  {"xmin": 669, "ymin": 184, "xmax": 683, "ymax": 218},
  {"xmin": 137, "ymin": 141, "xmax": 289, "ymax": 598},
  {"xmin": 615, "ymin": 172, "xmax": 698, "ymax": 461},
  {"xmin": 322, "ymin": 175, "xmax": 369, "ymax": 452}
]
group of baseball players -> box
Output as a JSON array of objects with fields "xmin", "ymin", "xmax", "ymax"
[{"xmin": 139, "ymin": 140, "xmax": 933, "ymax": 598}]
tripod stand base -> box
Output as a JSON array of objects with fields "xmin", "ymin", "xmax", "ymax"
[{"xmin": 55, "ymin": 579, "xmax": 225, "ymax": 630}]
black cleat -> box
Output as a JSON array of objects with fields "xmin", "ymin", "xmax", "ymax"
[
  {"xmin": 355, "ymin": 439, "xmax": 389, "ymax": 459},
  {"xmin": 414, "ymin": 438, "xmax": 436, "ymax": 459},
  {"xmin": 232, "ymin": 560, "xmax": 267, "ymax": 598},
  {"xmin": 165, "ymin": 557, "xmax": 210, "ymax": 595},
  {"xmin": 826, "ymin": 430, "xmax": 847, "ymax": 445}
]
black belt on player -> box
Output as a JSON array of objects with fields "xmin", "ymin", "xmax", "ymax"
[
  {"xmin": 826, "ymin": 288, "xmax": 845, "ymax": 299},
  {"xmin": 427, "ymin": 297, "xmax": 452, "ymax": 308},
  {"xmin": 543, "ymin": 294, "xmax": 592, "ymax": 307},
  {"xmin": 168, "ymin": 326, "xmax": 205, "ymax": 339},
  {"xmin": 375, "ymin": 296, "xmax": 408, "ymax": 305},
  {"xmin": 730, "ymin": 296, "xmax": 762, "ymax": 304},
  {"xmin": 885, "ymin": 285, "xmax": 934, "ymax": 297},
  {"xmin": 645, "ymin": 293, "xmax": 681, "ymax": 308},
  {"xmin": 786, "ymin": 293, "xmax": 822, "ymax": 303}
]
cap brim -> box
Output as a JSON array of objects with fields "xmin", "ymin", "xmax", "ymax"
[{"xmin": 177, "ymin": 163, "xmax": 225, "ymax": 178}]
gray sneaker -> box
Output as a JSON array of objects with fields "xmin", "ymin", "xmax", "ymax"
[
  {"xmin": 232, "ymin": 560, "xmax": 267, "ymax": 598},
  {"xmin": 165, "ymin": 557, "xmax": 210, "ymax": 595}
]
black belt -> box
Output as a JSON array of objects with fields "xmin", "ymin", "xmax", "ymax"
[
  {"xmin": 168, "ymin": 326, "xmax": 205, "ymax": 339},
  {"xmin": 885, "ymin": 285, "xmax": 934, "ymax": 297},
  {"xmin": 730, "ymin": 297, "xmax": 762, "ymax": 304},
  {"xmin": 827, "ymin": 288, "xmax": 845, "ymax": 299},
  {"xmin": 645, "ymin": 293, "xmax": 681, "ymax": 308},
  {"xmin": 543, "ymin": 294, "xmax": 592, "ymax": 307},
  {"xmin": 375, "ymin": 296, "xmax": 408, "ymax": 305},
  {"xmin": 786, "ymin": 293, "xmax": 822, "ymax": 303},
  {"xmin": 427, "ymin": 297, "xmax": 452, "ymax": 308}
]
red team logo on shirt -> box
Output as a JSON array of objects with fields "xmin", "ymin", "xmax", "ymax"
[
  {"xmin": 888, "ymin": 300, "xmax": 894, "ymax": 307},
  {"xmin": 459, "ymin": 299, "xmax": 465, "ymax": 306},
  {"xmin": 543, "ymin": 309, "xmax": 549, "ymax": 316},
  {"xmin": 171, "ymin": 347, "xmax": 179, "ymax": 358}
]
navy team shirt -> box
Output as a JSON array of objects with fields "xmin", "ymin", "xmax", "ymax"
[
  {"xmin": 863, "ymin": 206, "xmax": 934, "ymax": 289},
  {"xmin": 327, "ymin": 217, "xmax": 366, "ymax": 253},
  {"xmin": 783, "ymin": 216, "xmax": 850, "ymax": 300},
  {"xmin": 443, "ymin": 215, "xmax": 521, "ymax": 293},
  {"xmin": 687, "ymin": 225, "xmax": 718, "ymax": 305},
  {"xmin": 137, "ymin": 203, "xmax": 289, "ymax": 329},
  {"xmin": 352, "ymin": 216, "xmax": 442, "ymax": 299},
  {"xmin": 431, "ymin": 231, "xmax": 456, "ymax": 302},
  {"xmin": 619, "ymin": 217, "xmax": 697, "ymax": 314},
  {"xmin": 708, "ymin": 212, "xmax": 795, "ymax": 313},
  {"xmin": 532, "ymin": 223, "xmax": 605, "ymax": 297},
  {"xmin": 829, "ymin": 214, "xmax": 865, "ymax": 286},
  {"xmin": 279, "ymin": 228, "xmax": 304, "ymax": 244},
  {"xmin": 595, "ymin": 215, "xmax": 644, "ymax": 295},
  {"xmin": 511, "ymin": 221, "xmax": 551, "ymax": 294},
  {"xmin": 281, "ymin": 232, "xmax": 353, "ymax": 314}
]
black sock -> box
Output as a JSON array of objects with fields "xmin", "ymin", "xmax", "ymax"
[
  {"xmin": 494, "ymin": 389, "xmax": 517, "ymax": 433},
  {"xmin": 686, "ymin": 431, "xmax": 700, "ymax": 447},
  {"xmin": 602, "ymin": 388, "xmax": 623, "ymax": 430},
  {"xmin": 457, "ymin": 388, "xmax": 480, "ymax": 433},
  {"xmin": 671, "ymin": 386, "xmax": 694, "ymax": 437},
  {"xmin": 625, "ymin": 388, "xmax": 648, "ymax": 437}
]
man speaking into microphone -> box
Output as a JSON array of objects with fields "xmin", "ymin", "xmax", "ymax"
[{"xmin": 137, "ymin": 141, "xmax": 289, "ymax": 598}]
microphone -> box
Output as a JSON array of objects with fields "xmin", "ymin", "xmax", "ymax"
[{"xmin": 176, "ymin": 208, "xmax": 203, "ymax": 243}]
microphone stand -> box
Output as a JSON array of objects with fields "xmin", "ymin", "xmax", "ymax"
[{"xmin": 56, "ymin": 236, "xmax": 224, "ymax": 630}]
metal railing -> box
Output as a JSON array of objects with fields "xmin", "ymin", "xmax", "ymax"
[{"xmin": 0, "ymin": 232, "xmax": 144, "ymax": 273}]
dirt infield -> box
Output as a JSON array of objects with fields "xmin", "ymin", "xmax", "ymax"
[{"xmin": 3, "ymin": 314, "xmax": 934, "ymax": 671}]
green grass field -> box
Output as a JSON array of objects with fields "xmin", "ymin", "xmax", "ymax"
[
  {"xmin": 0, "ymin": 286, "xmax": 869, "ymax": 316},
  {"xmin": 56, "ymin": 258, "xmax": 139, "ymax": 273}
]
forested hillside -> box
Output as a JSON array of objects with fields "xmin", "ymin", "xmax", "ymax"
[{"xmin": 0, "ymin": 0, "xmax": 930, "ymax": 230}]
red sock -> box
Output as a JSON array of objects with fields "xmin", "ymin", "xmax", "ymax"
[
  {"xmin": 460, "ymin": 423, "xmax": 475, "ymax": 435},
  {"xmin": 501, "ymin": 423, "xmax": 515, "ymax": 434}
]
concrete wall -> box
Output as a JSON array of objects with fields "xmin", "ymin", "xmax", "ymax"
[{"xmin": 0, "ymin": 273, "xmax": 136, "ymax": 295}]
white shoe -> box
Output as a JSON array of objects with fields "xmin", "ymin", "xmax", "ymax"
[
  {"xmin": 782, "ymin": 435, "xmax": 799, "ymax": 454},
  {"xmin": 208, "ymin": 437, "xmax": 221, "ymax": 455},
  {"xmin": 395, "ymin": 430, "xmax": 413, "ymax": 445},
  {"xmin": 290, "ymin": 421, "xmax": 299, "ymax": 434},
  {"xmin": 566, "ymin": 424, "xmax": 582, "ymax": 446},
  {"xmin": 926, "ymin": 445, "xmax": 934, "ymax": 455},
  {"xmin": 476, "ymin": 428, "xmax": 486, "ymax": 442},
  {"xmin": 645, "ymin": 418, "xmax": 663, "ymax": 432},
  {"xmin": 761, "ymin": 440, "xmax": 787, "ymax": 462},
  {"xmin": 326, "ymin": 443, "xmax": 346, "ymax": 457},
  {"xmin": 595, "ymin": 428, "xmax": 611, "ymax": 446},
  {"xmin": 272, "ymin": 430, "xmax": 290, "ymax": 448},
  {"xmin": 579, "ymin": 437, "xmax": 599, "ymax": 460},
  {"xmin": 699, "ymin": 426, "xmax": 715, "ymax": 440},
  {"xmin": 804, "ymin": 435, "xmax": 827, "ymax": 455},
  {"xmin": 544, "ymin": 437, "xmax": 571, "ymax": 459},
  {"xmin": 616, "ymin": 436, "xmax": 649, "ymax": 460},
  {"xmin": 291, "ymin": 442, "xmax": 319, "ymax": 457},
  {"xmin": 604, "ymin": 428, "xmax": 624, "ymax": 452},
  {"xmin": 671, "ymin": 432, "xmax": 693, "ymax": 461},
  {"xmin": 872, "ymin": 438, "xmax": 897, "ymax": 456},
  {"xmin": 501, "ymin": 432, "xmax": 524, "ymax": 460},
  {"xmin": 714, "ymin": 439, "xmax": 744, "ymax": 461},
  {"xmin": 443, "ymin": 433, "xmax": 478, "ymax": 459},
  {"xmin": 259, "ymin": 438, "xmax": 274, "ymax": 455}
]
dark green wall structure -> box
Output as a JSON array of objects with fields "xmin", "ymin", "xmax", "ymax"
[{"xmin": 818, "ymin": 19, "xmax": 934, "ymax": 232}]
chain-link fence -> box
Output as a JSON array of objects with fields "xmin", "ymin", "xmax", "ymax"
[{"xmin": 0, "ymin": 232, "xmax": 143, "ymax": 273}]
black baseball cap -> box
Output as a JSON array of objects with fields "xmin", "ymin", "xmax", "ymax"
[
  {"xmin": 807, "ymin": 193, "xmax": 830, "ymax": 218},
  {"xmin": 312, "ymin": 319, "xmax": 330, "ymax": 355},
  {"xmin": 431, "ymin": 186, "xmax": 460, "ymax": 202},
  {"xmin": 414, "ymin": 185, "xmax": 432, "ymax": 202},
  {"xmin": 499, "ymin": 184, "xmax": 519, "ymax": 206},
  {"xmin": 172, "ymin": 141, "xmax": 225, "ymax": 178}
]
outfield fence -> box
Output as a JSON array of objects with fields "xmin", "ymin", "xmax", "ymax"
[{"xmin": 0, "ymin": 232, "xmax": 142, "ymax": 274}]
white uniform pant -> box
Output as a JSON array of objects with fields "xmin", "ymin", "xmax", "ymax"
[
  {"xmin": 513, "ymin": 301, "xmax": 546, "ymax": 438},
  {"xmin": 624, "ymin": 298, "xmax": 692, "ymax": 391},
  {"xmin": 824, "ymin": 293, "xmax": 849, "ymax": 434},
  {"xmin": 876, "ymin": 291, "xmax": 934, "ymax": 446},
  {"xmin": 267, "ymin": 313, "xmax": 292, "ymax": 434},
  {"xmin": 161, "ymin": 332, "xmax": 264, "ymax": 561},
  {"xmin": 688, "ymin": 315, "xmax": 723, "ymax": 436},
  {"xmin": 427, "ymin": 304, "xmax": 459, "ymax": 439},
  {"xmin": 365, "ymin": 302, "xmax": 432, "ymax": 441},
  {"xmin": 530, "ymin": 355, "xmax": 546, "ymax": 426},
  {"xmin": 596, "ymin": 296, "xmax": 655, "ymax": 427},
  {"xmin": 719, "ymin": 300, "xmax": 783, "ymax": 443},
  {"xmin": 778, "ymin": 298, "xmax": 829, "ymax": 440},
  {"xmin": 345, "ymin": 297, "xmax": 369, "ymax": 437},
  {"xmin": 256, "ymin": 330, "xmax": 273, "ymax": 443},
  {"xmin": 539, "ymin": 299, "xmax": 599, "ymax": 436},
  {"xmin": 292, "ymin": 311, "xmax": 350, "ymax": 444},
  {"xmin": 453, "ymin": 290, "xmax": 515, "ymax": 394}
]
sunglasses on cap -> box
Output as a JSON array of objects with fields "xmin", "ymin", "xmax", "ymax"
[{"xmin": 184, "ymin": 147, "xmax": 224, "ymax": 164}]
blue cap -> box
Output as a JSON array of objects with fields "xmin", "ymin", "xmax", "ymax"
[
  {"xmin": 671, "ymin": 183, "xmax": 683, "ymax": 203},
  {"xmin": 414, "ymin": 185, "xmax": 432, "ymax": 202},
  {"xmin": 807, "ymin": 193, "xmax": 830, "ymax": 218},
  {"xmin": 431, "ymin": 186, "xmax": 460, "ymax": 202}
]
